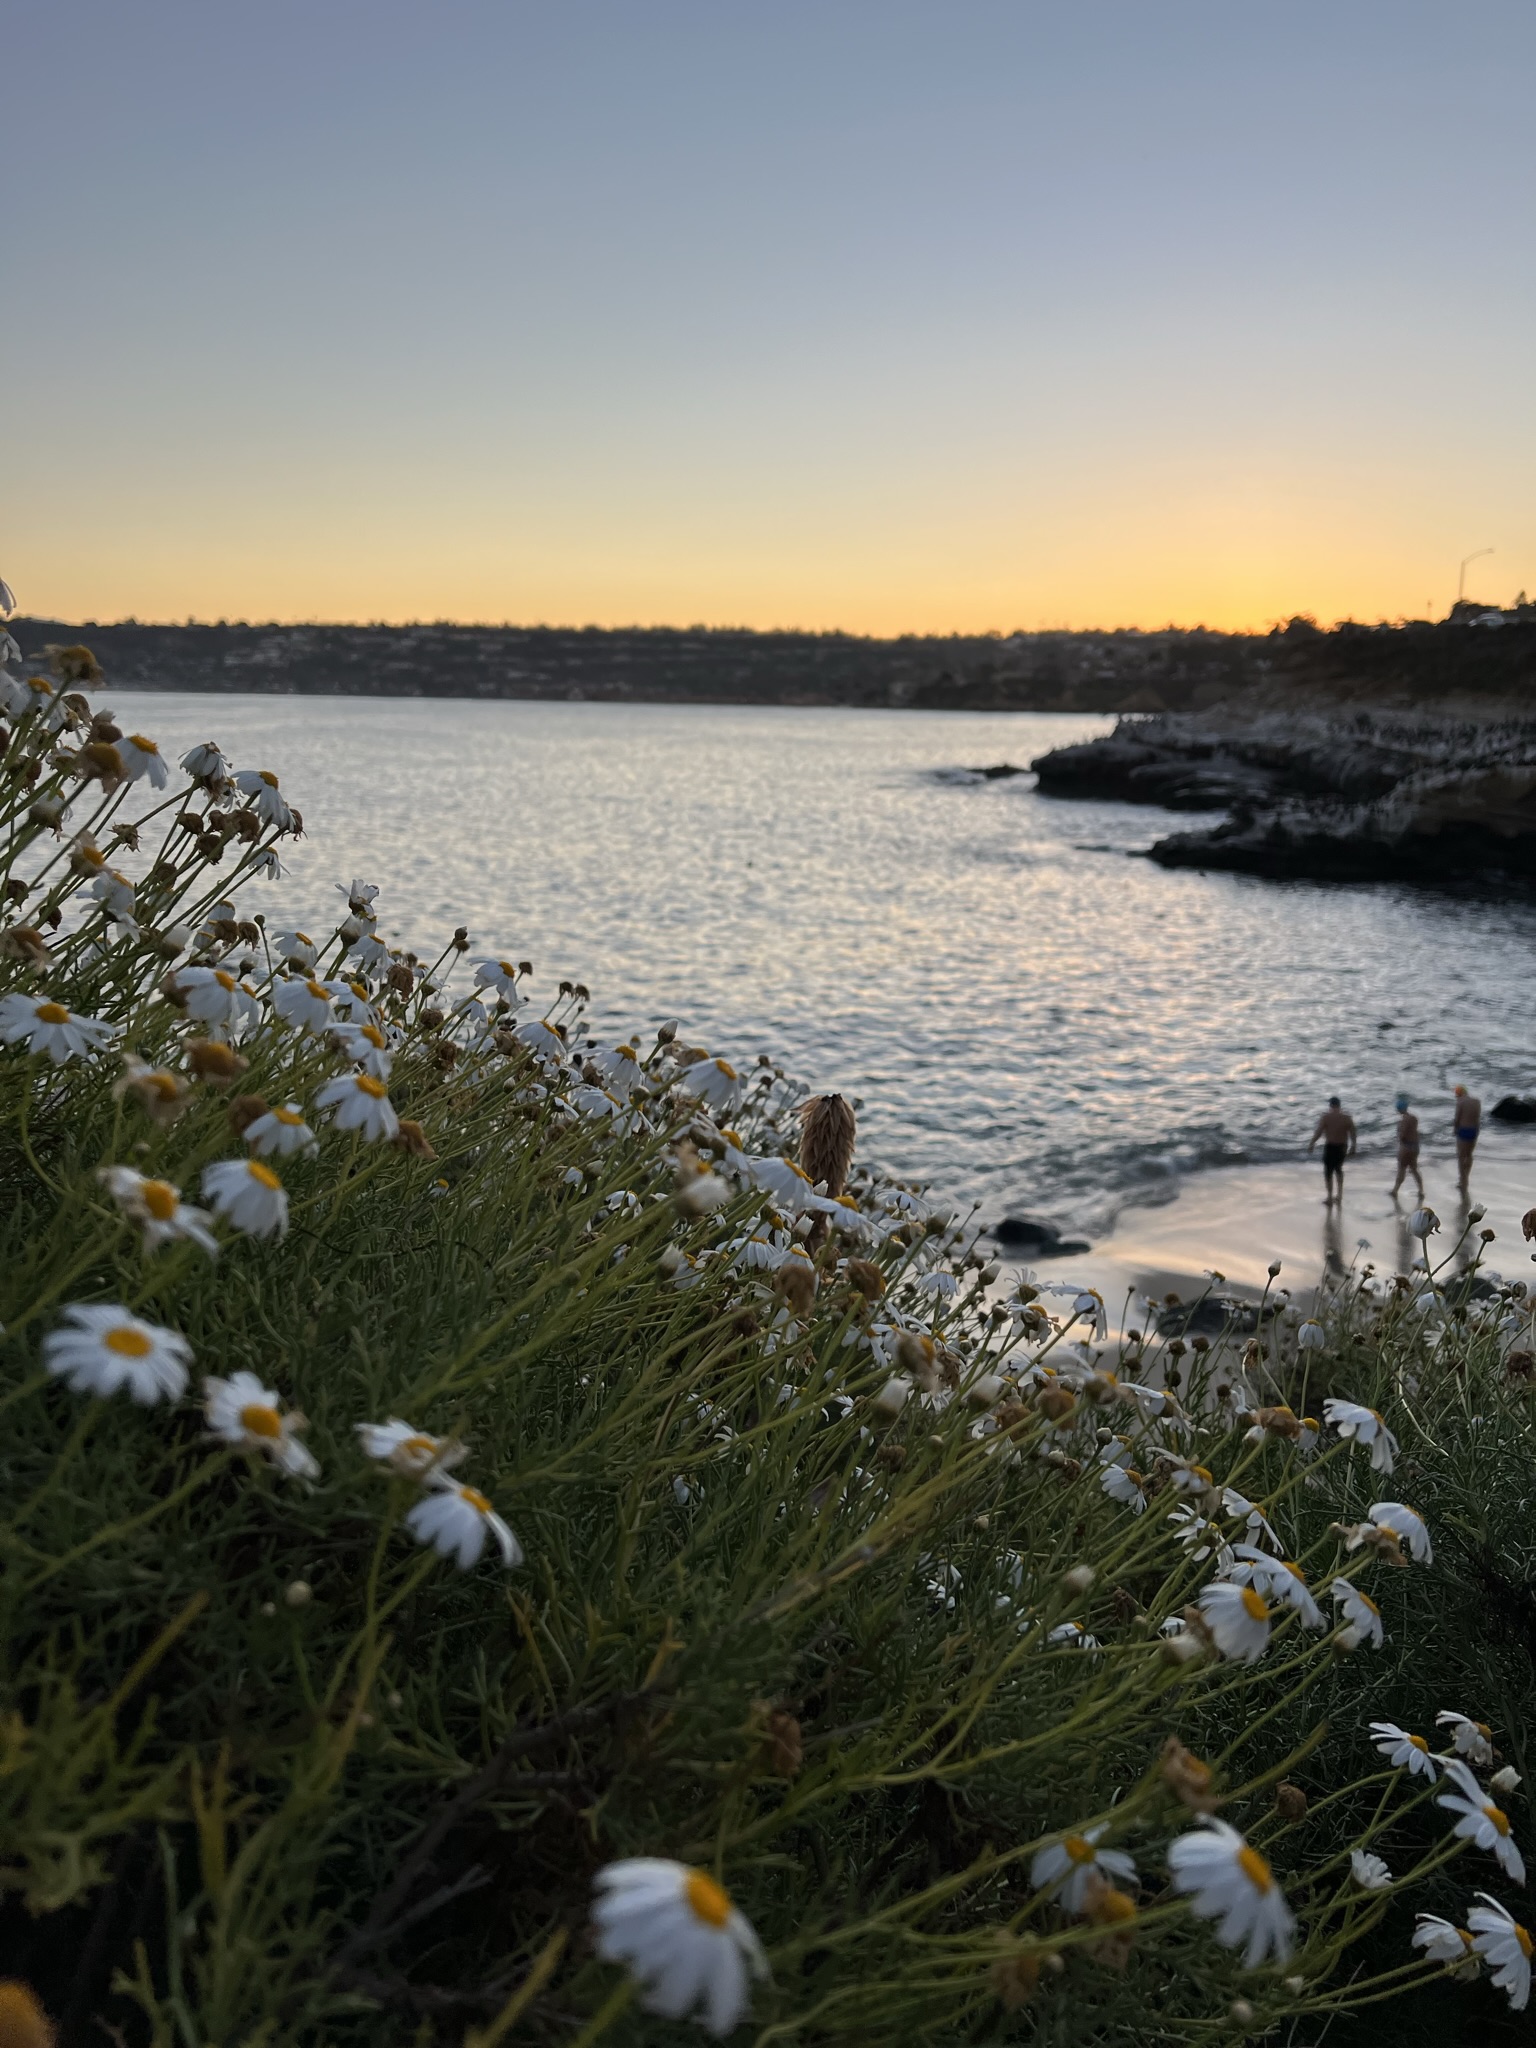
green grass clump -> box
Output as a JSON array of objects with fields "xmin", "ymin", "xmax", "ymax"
[{"xmin": 0, "ymin": 641, "xmax": 1530, "ymax": 2045}]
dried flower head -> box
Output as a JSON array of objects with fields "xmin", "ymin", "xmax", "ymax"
[{"xmin": 798, "ymin": 1092, "xmax": 856, "ymax": 1197}]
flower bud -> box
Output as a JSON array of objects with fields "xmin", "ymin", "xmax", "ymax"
[{"xmin": 1062, "ymin": 1564, "xmax": 1096, "ymax": 1596}]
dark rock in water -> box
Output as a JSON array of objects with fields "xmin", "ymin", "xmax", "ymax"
[
  {"xmin": 1031, "ymin": 730, "xmax": 1280, "ymax": 811},
  {"xmin": 1158, "ymin": 1295, "xmax": 1264, "ymax": 1336},
  {"xmin": 970, "ymin": 762, "xmax": 1027, "ymax": 780},
  {"xmin": 1492, "ymin": 1095, "xmax": 1536, "ymax": 1123},
  {"xmin": 991, "ymin": 1216, "xmax": 1091, "ymax": 1257}
]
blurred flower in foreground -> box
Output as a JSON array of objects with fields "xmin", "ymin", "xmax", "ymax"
[
  {"xmin": 1167, "ymin": 1819, "xmax": 1294, "ymax": 1966},
  {"xmin": 1437, "ymin": 1760, "xmax": 1526, "ymax": 1882},
  {"xmin": 204, "ymin": 1372, "xmax": 318, "ymax": 1480},
  {"xmin": 591, "ymin": 1858, "xmax": 769, "ymax": 2035},
  {"xmin": 0, "ymin": 992, "xmax": 118, "ymax": 1064},
  {"xmin": 1467, "ymin": 1895, "xmax": 1532, "ymax": 2011},
  {"xmin": 1030, "ymin": 1825, "xmax": 1137, "ymax": 1912},
  {"xmin": 406, "ymin": 1477, "xmax": 521, "ymax": 1568},
  {"xmin": 356, "ymin": 1417, "xmax": 468, "ymax": 1478},
  {"xmin": 43, "ymin": 1304, "xmax": 191, "ymax": 1404}
]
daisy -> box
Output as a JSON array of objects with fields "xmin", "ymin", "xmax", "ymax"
[
  {"xmin": 1296, "ymin": 1319, "xmax": 1326, "ymax": 1350},
  {"xmin": 1323, "ymin": 1398, "xmax": 1398, "ymax": 1474},
  {"xmin": 1411, "ymin": 1913, "xmax": 1474, "ymax": 1964},
  {"xmin": 241, "ymin": 1102, "xmax": 316, "ymax": 1159},
  {"xmin": 1167, "ymin": 1818, "xmax": 1295, "ymax": 1967},
  {"xmin": 1333, "ymin": 1578, "xmax": 1384, "ymax": 1650},
  {"xmin": 1438, "ymin": 1759, "xmax": 1526, "ymax": 1882},
  {"xmin": 1072, "ymin": 1288, "xmax": 1107, "ymax": 1340},
  {"xmin": 1197, "ymin": 1580, "xmax": 1273, "ymax": 1662},
  {"xmin": 90, "ymin": 868, "xmax": 137, "ymax": 920},
  {"xmin": 1409, "ymin": 1206, "xmax": 1440, "ymax": 1240},
  {"xmin": 591, "ymin": 1858, "xmax": 769, "ymax": 2036},
  {"xmin": 678, "ymin": 1056, "xmax": 744, "ymax": 1116},
  {"xmin": 337, "ymin": 877, "xmax": 380, "ymax": 917},
  {"xmin": 272, "ymin": 976, "xmax": 335, "ymax": 1033},
  {"xmin": 355, "ymin": 1417, "xmax": 468, "ymax": 1478},
  {"xmin": 180, "ymin": 740, "xmax": 230, "ymax": 782},
  {"xmin": 517, "ymin": 1017, "xmax": 568, "ymax": 1062},
  {"xmin": 1030, "ymin": 1826, "xmax": 1138, "ymax": 1913},
  {"xmin": 98, "ymin": 1166, "xmax": 219, "ymax": 1256},
  {"xmin": 1167, "ymin": 1458, "xmax": 1215, "ymax": 1498},
  {"xmin": 348, "ymin": 929, "xmax": 392, "ymax": 975},
  {"xmin": 1369, "ymin": 1721, "xmax": 1439, "ymax": 1779},
  {"xmin": 233, "ymin": 768, "xmax": 293, "ymax": 830},
  {"xmin": 1467, "ymin": 1894, "xmax": 1533, "ymax": 2011},
  {"xmin": 1367, "ymin": 1502, "xmax": 1432, "ymax": 1564},
  {"xmin": 272, "ymin": 929, "xmax": 318, "ymax": 971},
  {"xmin": 116, "ymin": 733, "xmax": 168, "ymax": 787},
  {"xmin": 113, "ymin": 1057, "xmax": 190, "ymax": 1126},
  {"xmin": 1228, "ymin": 1546, "xmax": 1325, "ymax": 1629},
  {"xmin": 1045, "ymin": 1621, "xmax": 1101, "ymax": 1651},
  {"xmin": 175, "ymin": 965, "xmax": 246, "ymax": 1028},
  {"xmin": 1350, "ymin": 1849, "xmax": 1391, "ymax": 1891},
  {"xmin": 326, "ymin": 977, "xmax": 379, "ymax": 1024},
  {"xmin": 1101, "ymin": 1461, "xmax": 1149, "ymax": 1513},
  {"xmin": 332, "ymin": 1020, "xmax": 393, "ymax": 1078},
  {"xmin": 42, "ymin": 1303, "xmax": 191, "ymax": 1404},
  {"xmin": 203, "ymin": 1371, "xmax": 318, "ymax": 1479},
  {"xmin": 405, "ymin": 1477, "xmax": 522, "ymax": 1568},
  {"xmin": 314, "ymin": 1071, "xmax": 399, "ymax": 1142},
  {"xmin": 1437, "ymin": 1711, "xmax": 1496, "ymax": 1767},
  {"xmin": 0, "ymin": 992, "xmax": 118, "ymax": 1064},
  {"xmin": 202, "ymin": 1158, "xmax": 290, "ymax": 1238},
  {"xmin": 472, "ymin": 957, "xmax": 524, "ymax": 1002}
]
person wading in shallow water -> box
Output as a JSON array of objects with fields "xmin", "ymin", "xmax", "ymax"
[
  {"xmin": 1308, "ymin": 1096, "xmax": 1357, "ymax": 1206},
  {"xmin": 1453, "ymin": 1084, "xmax": 1481, "ymax": 1194},
  {"xmin": 1391, "ymin": 1094, "xmax": 1423, "ymax": 1201}
]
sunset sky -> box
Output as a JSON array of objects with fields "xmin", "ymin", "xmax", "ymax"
[{"xmin": 10, "ymin": 1, "xmax": 1534, "ymax": 634}]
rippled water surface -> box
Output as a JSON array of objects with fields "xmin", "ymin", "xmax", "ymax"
[{"xmin": 113, "ymin": 693, "xmax": 1536, "ymax": 1238}]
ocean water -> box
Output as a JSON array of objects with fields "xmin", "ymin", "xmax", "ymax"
[{"xmin": 107, "ymin": 692, "xmax": 1536, "ymax": 1242}]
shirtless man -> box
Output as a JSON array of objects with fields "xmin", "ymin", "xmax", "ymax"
[
  {"xmin": 1453, "ymin": 1084, "xmax": 1481, "ymax": 1194},
  {"xmin": 1391, "ymin": 1094, "xmax": 1423, "ymax": 1200},
  {"xmin": 1308, "ymin": 1097, "xmax": 1357, "ymax": 1206}
]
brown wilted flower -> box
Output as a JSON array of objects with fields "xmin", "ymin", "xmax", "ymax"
[
  {"xmin": 452, "ymin": 926, "xmax": 470, "ymax": 951},
  {"xmin": 875, "ymin": 1442, "xmax": 907, "ymax": 1470},
  {"xmin": 1523, "ymin": 1209, "xmax": 1536, "ymax": 1243},
  {"xmin": 431, "ymin": 1039, "xmax": 458, "ymax": 1072},
  {"xmin": 1505, "ymin": 1350, "xmax": 1534, "ymax": 1381},
  {"xmin": 993, "ymin": 1398, "xmax": 1028, "ymax": 1433},
  {"xmin": 185, "ymin": 1039, "xmax": 248, "ymax": 1083},
  {"xmin": 1036, "ymin": 1384, "xmax": 1076, "ymax": 1424},
  {"xmin": 1273, "ymin": 1781, "xmax": 1308, "ymax": 1821},
  {"xmin": 989, "ymin": 1950, "xmax": 1041, "ymax": 2012},
  {"xmin": 895, "ymin": 1329, "xmax": 939, "ymax": 1389},
  {"xmin": 49, "ymin": 643, "xmax": 103, "ymax": 685},
  {"xmin": 773, "ymin": 1258, "xmax": 817, "ymax": 1320},
  {"xmin": 421, "ymin": 1007, "xmax": 445, "ymax": 1032},
  {"xmin": 73, "ymin": 740, "xmax": 124, "ymax": 789},
  {"xmin": 842, "ymin": 1256, "xmax": 886, "ymax": 1300},
  {"xmin": 0, "ymin": 926, "xmax": 50, "ymax": 968},
  {"xmin": 1160, "ymin": 1736, "xmax": 1217, "ymax": 1811},
  {"xmin": 227, "ymin": 1094, "xmax": 271, "ymax": 1135},
  {"xmin": 1082, "ymin": 1873, "xmax": 1138, "ymax": 1970},
  {"xmin": 797, "ymin": 1092, "xmax": 856, "ymax": 1197},
  {"xmin": 387, "ymin": 962, "xmax": 414, "ymax": 997},
  {"xmin": 67, "ymin": 832, "xmax": 107, "ymax": 877},
  {"xmin": 1250, "ymin": 1404, "xmax": 1302, "ymax": 1441},
  {"xmin": 229, "ymin": 809, "xmax": 261, "ymax": 843},
  {"xmin": 113, "ymin": 1058, "xmax": 190, "ymax": 1126},
  {"xmin": 762, "ymin": 1708, "xmax": 803, "ymax": 1779},
  {"xmin": 394, "ymin": 1118, "xmax": 437, "ymax": 1160}
]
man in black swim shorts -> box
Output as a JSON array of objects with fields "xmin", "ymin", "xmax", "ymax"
[{"xmin": 1308, "ymin": 1096, "xmax": 1357, "ymax": 1207}]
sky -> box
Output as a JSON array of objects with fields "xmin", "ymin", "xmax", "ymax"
[{"xmin": 8, "ymin": 1, "xmax": 1534, "ymax": 634}]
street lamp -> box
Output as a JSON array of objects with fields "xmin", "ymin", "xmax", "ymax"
[{"xmin": 1457, "ymin": 547, "xmax": 1494, "ymax": 606}]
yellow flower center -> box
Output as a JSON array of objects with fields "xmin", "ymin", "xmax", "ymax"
[
  {"xmin": 459, "ymin": 1485, "xmax": 493, "ymax": 1514},
  {"xmin": 258, "ymin": 770, "xmax": 279, "ymax": 787},
  {"xmin": 1408, "ymin": 1735, "xmax": 1428, "ymax": 1753},
  {"xmin": 499, "ymin": 959, "xmax": 516, "ymax": 974},
  {"xmin": 275, "ymin": 1107, "xmax": 304, "ymax": 1126},
  {"xmin": 357, "ymin": 1076, "xmax": 388, "ymax": 1099},
  {"xmin": 1190, "ymin": 1464, "xmax": 1212, "ymax": 1484},
  {"xmin": 240, "ymin": 1403, "xmax": 282, "ymax": 1439},
  {"xmin": 215, "ymin": 970, "xmax": 236, "ymax": 990},
  {"xmin": 1092, "ymin": 1887, "xmax": 1137, "ymax": 1925},
  {"xmin": 349, "ymin": 981, "xmax": 368, "ymax": 1000},
  {"xmin": 1064, "ymin": 1835, "xmax": 1097, "ymax": 1865},
  {"xmin": 715, "ymin": 1059, "xmax": 738, "ymax": 1079},
  {"xmin": 295, "ymin": 930, "xmax": 312, "ymax": 945},
  {"xmin": 141, "ymin": 1181, "xmax": 178, "ymax": 1221},
  {"xmin": 1356, "ymin": 1589, "xmax": 1381, "ymax": 1617},
  {"xmin": 615, "ymin": 1043, "xmax": 637, "ymax": 1060},
  {"xmin": 361, "ymin": 1025, "xmax": 385, "ymax": 1048},
  {"xmin": 1240, "ymin": 1587, "xmax": 1269, "ymax": 1622},
  {"xmin": 1283, "ymin": 1561, "xmax": 1307, "ymax": 1583},
  {"xmin": 684, "ymin": 1869, "xmax": 732, "ymax": 1928},
  {"xmin": 399, "ymin": 1434, "xmax": 438, "ymax": 1460},
  {"xmin": 128, "ymin": 733, "xmax": 158, "ymax": 752},
  {"xmin": 35, "ymin": 1002, "xmax": 70, "ymax": 1024},
  {"xmin": 1124, "ymin": 1468, "xmax": 1144, "ymax": 1487},
  {"xmin": 305, "ymin": 979, "xmax": 329, "ymax": 1000},
  {"xmin": 105, "ymin": 1325, "xmax": 153, "ymax": 1357},
  {"xmin": 1237, "ymin": 1844, "xmax": 1273, "ymax": 1895},
  {"xmin": 1485, "ymin": 1804, "xmax": 1510, "ymax": 1836},
  {"xmin": 247, "ymin": 1162, "xmax": 282, "ymax": 1190},
  {"xmin": 148, "ymin": 1072, "xmax": 179, "ymax": 1099},
  {"xmin": 1518, "ymin": 1924, "xmax": 1533, "ymax": 1960}
]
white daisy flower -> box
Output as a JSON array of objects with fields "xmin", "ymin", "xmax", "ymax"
[
  {"xmin": 244, "ymin": 1102, "xmax": 318, "ymax": 1158},
  {"xmin": 1167, "ymin": 1458, "xmax": 1215, "ymax": 1498},
  {"xmin": 175, "ymin": 965, "xmax": 246, "ymax": 1027},
  {"xmin": 250, "ymin": 847, "xmax": 285, "ymax": 880},
  {"xmin": 202, "ymin": 1158, "xmax": 290, "ymax": 1238},
  {"xmin": 472, "ymin": 956, "xmax": 524, "ymax": 1002},
  {"xmin": 1168, "ymin": 1819, "xmax": 1294, "ymax": 1966},
  {"xmin": 1323, "ymin": 1398, "xmax": 1398, "ymax": 1474},
  {"xmin": 1197, "ymin": 1580, "xmax": 1273, "ymax": 1662},
  {"xmin": 314, "ymin": 1071, "xmax": 399, "ymax": 1142},
  {"xmin": 1296, "ymin": 1318, "xmax": 1326, "ymax": 1350},
  {"xmin": 0, "ymin": 991, "xmax": 118, "ymax": 1064},
  {"xmin": 1046, "ymin": 1621, "xmax": 1101, "ymax": 1651},
  {"xmin": 592, "ymin": 1041, "xmax": 646, "ymax": 1094},
  {"xmin": 116, "ymin": 733, "xmax": 168, "ymax": 787},
  {"xmin": 1072, "ymin": 1288, "xmax": 1107, "ymax": 1340},
  {"xmin": 1409, "ymin": 1206, "xmax": 1440, "ymax": 1240},
  {"xmin": 347, "ymin": 929, "xmax": 391, "ymax": 974},
  {"xmin": 180, "ymin": 740, "xmax": 230, "ymax": 782},
  {"xmin": 1333, "ymin": 1578, "xmax": 1385, "ymax": 1650},
  {"xmin": 678, "ymin": 1056, "xmax": 744, "ymax": 1116},
  {"xmin": 233, "ymin": 768, "xmax": 293, "ymax": 830},
  {"xmin": 591, "ymin": 1858, "xmax": 769, "ymax": 2036},
  {"xmin": 1350, "ymin": 1849, "xmax": 1391, "ymax": 1891},
  {"xmin": 1467, "ymin": 1894, "xmax": 1533, "ymax": 2011},
  {"xmin": 98, "ymin": 1166, "xmax": 219, "ymax": 1256},
  {"xmin": 337, "ymin": 877, "xmax": 380, "ymax": 916},
  {"xmin": 203, "ymin": 1371, "xmax": 318, "ymax": 1479},
  {"xmin": 1168, "ymin": 1505, "xmax": 1233, "ymax": 1568},
  {"xmin": 1030, "ymin": 1826, "xmax": 1138, "ymax": 1913},
  {"xmin": 1437, "ymin": 1711, "xmax": 1496, "ymax": 1766},
  {"xmin": 1438, "ymin": 1759, "xmax": 1526, "ymax": 1882},
  {"xmin": 516, "ymin": 1017, "xmax": 568, "ymax": 1062},
  {"xmin": 355, "ymin": 1417, "xmax": 468, "ymax": 1478},
  {"xmin": 273, "ymin": 975, "xmax": 336, "ymax": 1033},
  {"xmin": 1227, "ymin": 1546, "xmax": 1325, "ymax": 1629},
  {"xmin": 326, "ymin": 977, "xmax": 379, "ymax": 1025},
  {"xmin": 1101, "ymin": 1460, "xmax": 1149, "ymax": 1513},
  {"xmin": 405, "ymin": 1477, "xmax": 522, "ymax": 1568},
  {"xmin": 272, "ymin": 929, "xmax": 318, "ymax": 971},
  {"xmin": 1367, "ymin": 1502, "xmax": 1432, "ymax": 1564},
  {"xmin": 43, "ymin": 1303, "xmax": 192, "ymax": 1404},
  {"xmin": 1369, "ymin": 1721, "xmax": 1439, "ymax": 1779},
  {"xmin": 333, "ymin": 1020, "xmax": 393, "ymax": 1078},
  {"xmin": 18, "ymin": 674, "xmax": 71, "ymax": 729},
  {"xmin": 1411, "ymin": 1912, "xmax": 1474, "ymax": 1964},
  {"xmin": 90, "ymin": 868, "xmax": 137, "ymax": 919}
]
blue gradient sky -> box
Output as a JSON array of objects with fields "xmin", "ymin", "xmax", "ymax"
[{"xmin": 9, "ymin": 1, "xmax": 1533, "ymax": 631}]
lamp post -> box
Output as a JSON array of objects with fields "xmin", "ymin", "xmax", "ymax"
[{"xmin": 1457, "ymin": 548, "xmax": 1494, "ymax": 607}]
